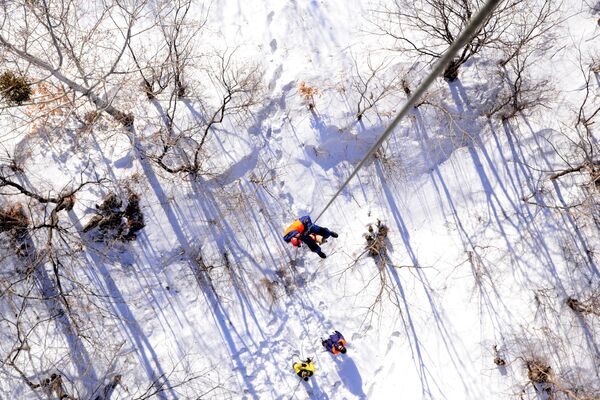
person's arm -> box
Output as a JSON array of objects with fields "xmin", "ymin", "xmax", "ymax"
[{"xmin": 283, "ymin": 230, "xmax": 299, "ymax": 242}]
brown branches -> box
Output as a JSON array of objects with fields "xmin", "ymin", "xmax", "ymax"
[
  {"xmin": 485, "ymin": 49, "xmax": 553, "ymax": 120},
  {"xmin": 364, "ymin": 219, "xmax": 390, "ymax": 257},
  {"xmin": 82, "ymin": 191, "xmax": 145, "ymax": 242},
  {"xmin": 0, "ymin": 165, "xmax": 109, "ymax": 205},
  {"xmin": 0, "ymin": 0, "xmax": 140, "ymax": 129},
  {"xmin": 0, "ymin": 203, "xmax": 29, "ymax": 233},
  {"xmin": 339, "ymin": 220, "xmax": 396, "ymax": 329},
  {"xmin": 0, "ymin": 282, "xmax": 77, "ymax": 398},
  {"xmin": 0, "ymin": 31, "xmax": 134, "ymax": 129},
  {"xmin": 0, "ymin": 158, "xmax": 109, "ymax": 335},
  {"xmin": 548, "ymin": 163, "xmax": 595, "ymax": 181},
  {"xmin": 128, "ymin": 0, "xmax": 209, "ymax": 100},
  {"xmin": 520, "ymin": 357, "xmax": 600, "ymax": 400},
  {"xmin": 350, "ymin": 54, "xmax": 403, "ymax": 121},
  {"xmin": 150, "ymin": 50, "xmax": 264, "ymax": 176},
  {"xmin": 574, "ymin": 53, "xmax": 600, "ymax": 165},
  {"xmin": 541, "ymin": 53, "xmax": 600, "ymax": 195},
  {"xmin": 566, "ymin": 296, "xmax": 600, "ymax": 317},
  {"xmin": 369, "ymin": 0, "xmax": 559, "ymax": 81},
  {"xmin": 482, "ymin": 0, "xmax": 558, "ymax": 120},
  {"xmin": 298, "ymin": 82, "xmax": 319, "ymax": 110}
]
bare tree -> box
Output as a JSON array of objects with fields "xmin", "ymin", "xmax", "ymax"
[
  {"xmin": 349, "ymin": 53, "xmax": 404, "ymax": 121},
  {"xmin": 127, "ymin": 0, "xmax": 210, "ymax": 100},
  {"xmin": 0, "ymin": 0, "xmax": 145, "ymax": 127},
  {"xmin": 482, "ymin": 0, "xmax": 559, "ymax": 120},
  {"xmin": 368, "ymin": 0, "xmax": 557, "ymax": 81},
  {"xmin": 339, "ymin": 220, "xmax": 427, "ymax": 330},
  {"xmin": 148, "ymin": 49, "xmax": 264, "ymax": 176},
  {"xmin": 538, "ymin": 54, "xmax": 600, "ymax": 189},
  {"xmin": 0, "ymin": 1, "xmax": 266, "ymax": 399},
  {"xmin": 484, "ymin": 47, "xmax": 553, "ymax": 120}
]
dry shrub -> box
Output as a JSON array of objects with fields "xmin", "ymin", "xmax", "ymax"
[
  {"xmin": 142, "ymin": 80, "xmax": 156, "ymax": 100},
  {"xmin": 567, "ymin": 297, "xmax": 589, "ymax": 313},
  {"xmin": 374, "ymin": 147, "xmax": 407, "ymax": 183},
  {"xmin": 260, "ymin": 277, "xmax": 279, "ymax": 304},
  {"xmin": 42, "ymin": 373, "xmax": 75, "ymax": 400},
  {"xmin": 526, "ymin": 359, "xmax": 552, "ymax": 384},
  {"xmin": 0, "ymin": 203, "xmax": 32, "ymax": 258},
  {"xmin": 492, "ymin": 345, "xmax": 506, "ymax": 366},
  {"xmin": 83, "ymin": 192, "xmax": 144, "ymax": 241},
  {"xmin": 25, "ymin": 82, "xmax": 71, "ymax": 134},
  {"xmin": 364, "ymin": 220, "xmax": 389, "ymax": 257},
  {"xmin": 401, "ymin": 79, "xmax": 411, "ymax": 96},
  {"xmin": 115, "ymin": 111, "xmax": 134, "ymax": 128},
  {"xmin": 566, "ymin": 296, "xmax": 600, "ymax": 316},
  {"xmin": 0, "ymin": 71, "xmax": 31, "ymax": 105},
  {"xmin": 0, "ymin": 203, "xmax": 29, "ymax": 233},
  {"xmin": 590, "ymin": 166, "xmax": 600, "ymax": 191},
  {"xmin": 26, "ymin": 82, "xmax": 69, "ymax": 115},
  {"xmin": 83, "ymin": 111, "xmax": 100, "ymax": 127},
  {"xmin": 298, "ymin": 82, "xmax": 319, "ymax": 110},
  {"xmin": 55, "ymin": 195, "xmax": 76, "ymax": 212}
]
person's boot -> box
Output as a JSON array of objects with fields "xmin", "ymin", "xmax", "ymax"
[
  {"xmin": 330, "ymin": 231, "xmax": 338, "ymax": 238},
  {"xmin": 317, "ymin": 251, "xmax": 327, "ymax": 259}
]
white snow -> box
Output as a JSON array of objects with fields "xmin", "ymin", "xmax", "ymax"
[{"xmin": 1, "ymin": 0, "xmax": 600, "ymax": 399}]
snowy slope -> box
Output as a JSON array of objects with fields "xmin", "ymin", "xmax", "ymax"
[{"xmin": 1, "ymin": 0, "xmax": 600, "ymax": 399}]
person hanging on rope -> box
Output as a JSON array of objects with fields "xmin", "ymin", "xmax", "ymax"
[
  {"xmin": 283, "ymin": 215, "xmax": 338, "ymax": 258},
  {"xmin": 322, "ymin": 330, "xmax": 347, "ymax": 355},
  {"xmin": 293, "ymin": 358, "xmax": 316, "ymax": 381}
]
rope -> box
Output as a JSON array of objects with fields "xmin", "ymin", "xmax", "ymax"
[{"xmin": 314, "ymin": 0, "xmax": 502, "ymax": 223}]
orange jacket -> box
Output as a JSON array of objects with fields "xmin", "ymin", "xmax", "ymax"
[
  {"xmin": 284, "ymin": 219, "xmax": 305, "ymax": 237},
  {"xmin": 283, "ymin": 216, "xmax": 314, "ymax": 242},
  {"xmin": 331, "ymin": 339, "xmax": 347, "ymax": 355}
]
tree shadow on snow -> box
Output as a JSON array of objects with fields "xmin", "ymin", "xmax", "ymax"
[
  {"xmin": 374, "ymin": 159, "xmax": 480, "ymax": 400},
  {"xmin": 81, "ymin": 121, "xmax": 266, "ymax": 398},
  {"xmin": 17, "ymin": 232, "xmax": 100, "ymax": 398},
  {"xmin": 135, "ymin": 151, "xmax": 263, "ymax": 399},
  {"xmin": 443, "ymin": 81, "xmax": 600, "ymax": 374},
  {"xmin": 67, "ymin": 212, "xmax": 176, "ymax": 400},
  {"xmin": 453, "ymin": 82, "xmax": 598, "ymax": 278}
]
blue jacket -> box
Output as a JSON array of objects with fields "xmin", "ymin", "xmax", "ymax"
[{"xmin": 323, "ymin": 331, "xmax": 346, "ymax": 353}]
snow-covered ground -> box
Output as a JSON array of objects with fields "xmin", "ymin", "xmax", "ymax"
[{"xmin": 1, "ymin": 0, "xmax": 600, "ymax": 399}]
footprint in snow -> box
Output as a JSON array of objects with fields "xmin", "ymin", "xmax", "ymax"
[
  {"xmin": 268, "ymin": 64, "xmax": 283, "ymax": 91},
  {"xmin": 270, "ymin": 38, "xmax": 277, "ymax": 53},
  {"xmin": 386, "ymin": 335, "xmax": 401, "ymax": 353}
]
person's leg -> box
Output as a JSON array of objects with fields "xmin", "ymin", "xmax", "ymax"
[
  {"xmin": 308, "ymin": 224, "xmax": 332, "ymax": 238},
  {"xmin": 300, "ymin": 234, "xmax": 321, "ymax": 253},
  {"xmin": 301, "ymin": 234, "xmax": 326, "ymax": 258}
]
